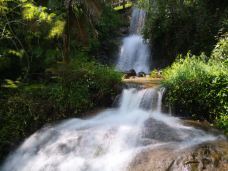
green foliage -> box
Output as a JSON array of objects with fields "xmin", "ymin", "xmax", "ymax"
[
  {"xmin": 0, "ymin": 0, "xmax": 9, "ymax": 15},
  {"xmin": 48, "ymin": 19, "xmax": 65, "ymax": 38},
  {"xmin": 22, "ymin": 1, "xmax": 65, "ymax": 38},
  {"xmin": 22, "ymin": 2, "xmax": 53, "ymax": 22},
  {"xmin": 2, "ymin": 79, "xmax": 20, "ymax": 88},
  {"xmin": 0, "ymin": 0, "xmax": 66, "ymax": 82},
  {"xmin": 162, "ymin": 50, "xmax": 228, "ymax": 133},
  {"xmin": 212, "ymin": 34, "xmax": 228, "ymax": 63},
  {"xmin": 113, "ymin": 2, "xmax": 132, "ymax": 11},
  {"xmin": 97, "ymin": 6, "xmax": 121, "ymax": 40},
  {"xmin": 217, "ymin": 114, "xmax": 228, "ymax": 133},
  {"xmin": 0, "ymin": 0, "xmax": 121, "ymax": 82},
  {"xmin": 51, "ymin": 56, "xmax": 122, "ymax": 113},
  {"xmin": 150, "ymin": 69, "xmax": 162, "ymax": 78}
]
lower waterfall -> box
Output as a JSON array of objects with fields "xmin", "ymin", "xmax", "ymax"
[{"xmin": 1, "ymin": 87, "xmax": 219, "ymax": 171}]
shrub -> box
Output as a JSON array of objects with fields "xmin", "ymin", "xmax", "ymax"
[
  {"xmin": 211, "ymin": 34, "xmax": 228, "ymax": 63},
  {"xmin": 162, "ymin": 52, "xmax": 228, "ymax": 133},
  {"xmin": 150, "ymin": 69, "xmax": 162, "ymax": 78}
]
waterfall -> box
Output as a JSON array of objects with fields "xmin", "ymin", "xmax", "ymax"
[
  {"xmin": 1, "ymin": 87, "xmax": 219, "ymax": 171},
  {"xmin": 116, "ymin": 8, "xmax": 150, "ymax": 74}
]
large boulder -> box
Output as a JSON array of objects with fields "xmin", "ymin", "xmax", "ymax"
[{"xmin": 130, "ymin": 140, "xmax": 228, "ymax": 171}]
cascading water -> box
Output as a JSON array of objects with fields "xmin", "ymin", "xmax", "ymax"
[
  {"xmin": 129, "ymin": 8, "xmax": 146, "ymax": 34},
  {"xmin": 1, "ymin": 87, "xmax": 219, "ymax": 171},
  {"xmin": 0, "ymin": 9, "xmax": 223, "ymax": 170},
  {"xmin": 116, "ymin": 8, "xmax": 150, "ymax": 73}
]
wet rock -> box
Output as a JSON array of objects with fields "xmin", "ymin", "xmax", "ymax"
[
  {"xmin": 123, "ymin": 69, "xmax": 136, "ymax": 79},
  {"xmin": 142, "ymin": 118, "xmax": 182, "ymax": 142},
  {"xmin": 138, "ymin": 72, "xmax": 146, "ymax": 77},
  {"xmin": 130, "ymin": 140, "xmax": 228, "ymax": 171},
  {"xmin": 120, "ymin": 27, "xmax": 129, "ymax": 35}
]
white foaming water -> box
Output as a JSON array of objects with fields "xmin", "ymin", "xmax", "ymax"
[
  {"xmin": 1, "ymin": 88, "xmax": 219, "ymax": 171},
  {"xmin": 116, "ymin": 35, "xmax": 150, "ymax": 73},
  {"xmin": 116, "ymin": 8, "xmax": 150, "ymax": 73}
]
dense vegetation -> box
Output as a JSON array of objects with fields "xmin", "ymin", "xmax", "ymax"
[
  {"xmin": 162, "ymin": 33, "xmax": 228, "ymax": 134},
  {"xmin": 139, "ymin": 0, "xmax": 228, "ymax": 68},
  {"xmin": 0, "ymin": 0, "xmax": 122, "ymax": 81},
  {"xmin": 0, "ymin": 0, "xmax": 122, "ymax": 162}
]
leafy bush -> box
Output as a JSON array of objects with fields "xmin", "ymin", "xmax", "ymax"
[
  {"xmin": 52, "ymin": 57, "xmax": 122, "ymax": 112},
  {"xmin": 162, "ymin": 52, "xmax": 228, "ymax": 133},
  {"xmin": 211, "ymin": 34, "xmax": 228, "ymax": 63},
  {"xmin": 150, "ymin": 69, "xmax": 162, "ymax": 78}
]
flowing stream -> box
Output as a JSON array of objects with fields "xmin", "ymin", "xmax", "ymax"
[
  {"xmin": 1, "ymin": 88, "xmax": 219, "ymax": 171},
  {"xmin": 116, "ymin": 8, "xmax": 150, "ymax": 73}
]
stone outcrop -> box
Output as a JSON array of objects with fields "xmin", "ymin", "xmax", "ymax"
[{"xmin": 130, "ymin": 140, "xmax": 228, "ymax": 171}]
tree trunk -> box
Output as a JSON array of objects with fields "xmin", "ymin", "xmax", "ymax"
[{"xmin": 63, "ymin": 0, "xmax": 72, "ymax": 64}]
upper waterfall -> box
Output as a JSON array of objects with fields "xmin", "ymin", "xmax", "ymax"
[
  {"xmin": 116, "ymin": 8, "xmax": 150, "ymax": 74},
  {"xmin": 129, "ymin": 8, "xmax": 146, "ymax": 34}
]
